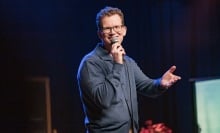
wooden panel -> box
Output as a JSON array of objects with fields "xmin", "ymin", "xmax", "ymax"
[{"xmin": 26, "ymin": 77, "xmax": 52, "ymax": 133}]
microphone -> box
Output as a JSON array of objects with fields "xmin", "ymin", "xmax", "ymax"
[{"xmin": 110, "ymin": 37, "xmax": 118, "ymax": 45}]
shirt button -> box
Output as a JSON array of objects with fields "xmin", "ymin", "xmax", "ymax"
[{"xmin": 115, "ymin": 83, "xmax": 119, "ymax": 87}]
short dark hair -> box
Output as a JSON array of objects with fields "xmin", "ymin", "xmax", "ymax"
[{"xmin": 96, "ymin": 6, "xmax": 125, "ymax": 31}]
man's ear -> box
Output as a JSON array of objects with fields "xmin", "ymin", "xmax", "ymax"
[
  {"xmin": 97, "ymin": 31, "xmax": 102, "ymax": 39},
  {"xmin": 123, "ymin": 26, "xmax": 127, "ymax": 36}
]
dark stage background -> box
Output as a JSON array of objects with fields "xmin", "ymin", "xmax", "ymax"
[{"xmin": 1, "ymin": 0, "xmax": 219, "ymax": 133}]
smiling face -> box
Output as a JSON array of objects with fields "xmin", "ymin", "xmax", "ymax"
[{"xmin": 97, "ymin": 14, "xmax": 127, "ymax": 51}]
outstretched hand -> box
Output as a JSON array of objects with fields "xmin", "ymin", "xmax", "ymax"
[{"xmin": 161, "ymin": 65, "xmax": 181, "ymax": 89}]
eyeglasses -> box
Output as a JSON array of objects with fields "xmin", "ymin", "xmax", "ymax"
[{"xmin": 101, "ymin": 25, "xmax": 124, "ymax": 34}]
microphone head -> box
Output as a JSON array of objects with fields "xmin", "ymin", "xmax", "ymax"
[{"xmin": 110, "ymin": 37, "xmax": 118, "ymax": 45}]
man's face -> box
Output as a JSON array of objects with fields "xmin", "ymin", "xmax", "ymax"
[{"xmin": 98, "ymin": 14, "xmax": 127, "ymax": 47}]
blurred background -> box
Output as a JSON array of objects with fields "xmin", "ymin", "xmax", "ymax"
[{"xmin": 1, "ymin": 0, "xmax": 219, "ymax": 133}]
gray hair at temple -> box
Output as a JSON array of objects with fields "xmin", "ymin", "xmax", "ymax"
[{"xmin": 96, "ymin": 6, "xmax": 125, "ymax": 31}]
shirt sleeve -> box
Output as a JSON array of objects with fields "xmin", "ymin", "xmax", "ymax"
[
  {"xmin": 77, "ymin": 58, "xmax": 124, "ymax": 109},
  {"xmin": 131, "ymin": 60, "xmax": 166, "ymax": 97}
]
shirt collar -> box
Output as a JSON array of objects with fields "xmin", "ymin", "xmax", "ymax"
[{"xmin": 94, "ymin": 43, "xmax": 113, "ymax": 61}]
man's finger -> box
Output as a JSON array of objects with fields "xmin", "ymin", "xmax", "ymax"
[{"xmin": 169, "ymin": 65, "xmax": 176, "ymax": 73}]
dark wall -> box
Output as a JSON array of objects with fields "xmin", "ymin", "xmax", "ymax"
[{"xmin": 1, "ymin": 0, "xmax": 220, "ymax": 133}]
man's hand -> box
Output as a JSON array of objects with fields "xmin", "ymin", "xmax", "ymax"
[
  {"xmin": 161, "ymin": 65, "xmax": 181, "ymax": 89},
  {"xmin": 111, "ymin": 43, "xmax": 126, "ymax": 64}
]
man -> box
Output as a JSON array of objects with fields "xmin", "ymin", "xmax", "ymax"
[{"xmin": 77, "ymin": 6, "xmax": 181, "ymax": 133}]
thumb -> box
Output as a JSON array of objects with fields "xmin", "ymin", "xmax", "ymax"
[{"xmin": 168, "ymin": 65, "xmax": 176, "ymax": 73}]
